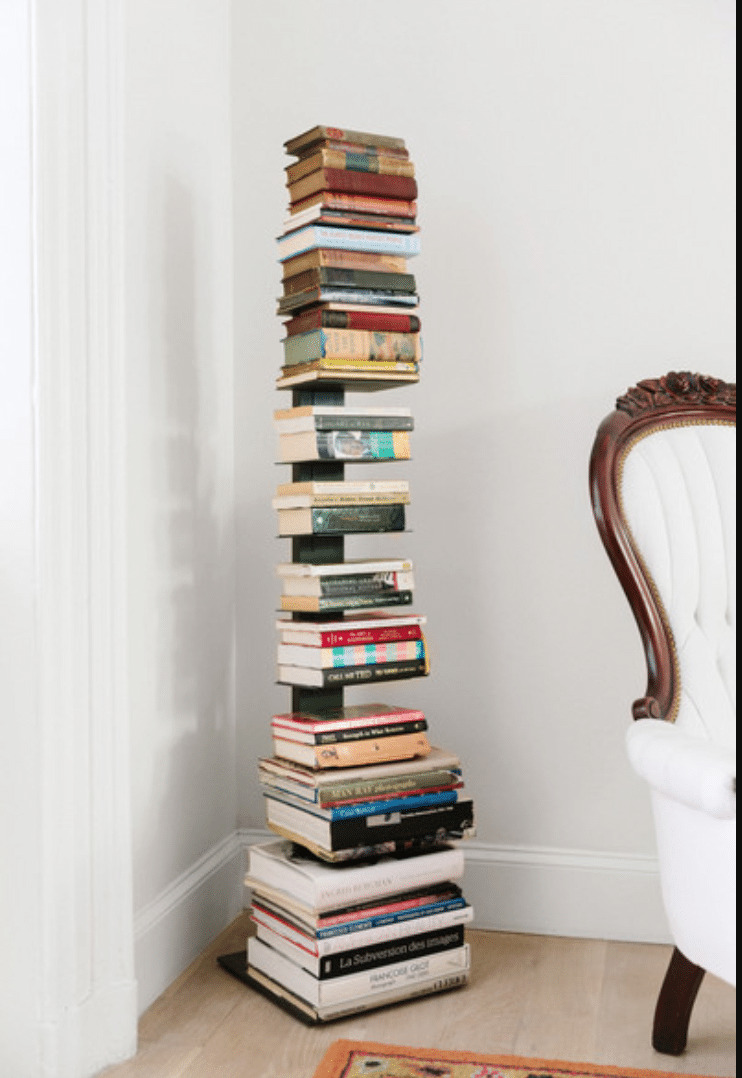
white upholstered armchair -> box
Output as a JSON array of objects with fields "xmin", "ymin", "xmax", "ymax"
[{"xmin": 589, "ymin": 372, "xmax": 736, "ymax": 1054}]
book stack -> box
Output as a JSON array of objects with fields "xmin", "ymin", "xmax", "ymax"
[
  {"xmin": 227, "ymin": 126, "xmax": 476, "ymax": 1024},
  {"xmin": 275, "ymin": 124, "xmax": 422, "ymax": 391}
]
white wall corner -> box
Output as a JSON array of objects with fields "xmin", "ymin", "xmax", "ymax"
[{"xmin": 133, "ymin": 832, "xmax": 246, "ymax": 1013}]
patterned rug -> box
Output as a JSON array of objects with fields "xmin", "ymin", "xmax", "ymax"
[{"xmin": 311, "ymin": 1040, "xmax": 710, "ymax": 1078}]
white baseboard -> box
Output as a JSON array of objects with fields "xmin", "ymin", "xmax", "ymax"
[
  {"xmin": 133, "ymin": 832, "xmax": 246, "ymax": 1013},
  {"xmin": 239, "ymin": 829, "xmax": 671, "ymax": 945},
  {"xmin": 132, "ymin": 830, "xmax": 670, "ymax": 1016}
]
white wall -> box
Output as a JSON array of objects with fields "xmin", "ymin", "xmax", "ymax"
[
  {"xmin": 124, "ymin": 0, "xmax": 241, "ymax": 1010},
  {"xmin": 0, "ymin": 1, "xmax": 43, "ymax": 1069},
  {"xmin": 232, "ymin": 0, "xmax": 736, "ymax": 937}
]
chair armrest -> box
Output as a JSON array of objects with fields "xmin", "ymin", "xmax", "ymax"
[{"xmin": 626, "ymin": 719, "xmax": 736, "ymax": 820}]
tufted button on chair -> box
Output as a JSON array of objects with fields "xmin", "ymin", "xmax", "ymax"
[{"xmin": 589, "ymin": 372, "xmax": 736, "ymax": 1055}]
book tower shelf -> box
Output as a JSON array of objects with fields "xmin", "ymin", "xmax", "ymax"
[{"xmin": 219, "ymin": 126, "xmax": 475, "ymax": 1023}]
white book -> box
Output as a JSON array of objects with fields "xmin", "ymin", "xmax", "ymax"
[
  {"xmin": 276, "ymin": 634, "xmax": 421, "ymax": 667},
  {"xmin": 276, "ymin": 557, "xmax": 413, "ymax": 579},
  {"xmin": 247, "ymin": 963, "xmax": 468, "ymax": 1024},
  {"xmin": 247, "ymin": 935, "xmax": 470, "ymax": 1006},
  {"xmin": 272, "ymin": 492, "xmax": 410, "ymax": 510},
  {"xmin": 245, "ymin": 840, "xmax": 465, "ymax": 913},
  {"xmin": 276, "ymin": 224, "xmax": 421, "ymax": 262}
]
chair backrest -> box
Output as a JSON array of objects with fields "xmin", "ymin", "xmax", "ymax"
[{"xmin": 590, "ymin": 372, "xmax": 736, "ymax": 747}]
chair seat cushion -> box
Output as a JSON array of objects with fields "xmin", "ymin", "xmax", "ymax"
[{"xmin": 626, "ymin": 718, "xmax": 736, "ymax": 819}]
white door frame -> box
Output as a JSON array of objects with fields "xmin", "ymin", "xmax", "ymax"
[{"xmin": 32, "ymin": 0, "xmax": 137, "ymax": 1072}]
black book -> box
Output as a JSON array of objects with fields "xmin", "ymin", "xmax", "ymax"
[
  {"xmin": 277, "ymin": 504, "xmax": 405, "ymax": 536},
  {"xmin": 276, "ymin": 658, "xmax": 427, "ymax": 689},
  {"xmin": 266, "ymin": 796, "xmax": 476, "ymax": 855},
  {"xmin": 283, "ymin": 266, "xmax": 417, "ymax": 296},
  {"xmin": 260, "ymin": 923, "xmax": 466, "ymax": 980}
]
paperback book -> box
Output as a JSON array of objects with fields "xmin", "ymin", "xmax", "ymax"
[{"xmin": 275, "ymin": 612, "xmax": 426, "ymax": 648}]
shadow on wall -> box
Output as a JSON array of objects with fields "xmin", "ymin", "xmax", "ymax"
[{"xmin": 136, "ymin": 170, "xmax": 236, "ymax": 890}]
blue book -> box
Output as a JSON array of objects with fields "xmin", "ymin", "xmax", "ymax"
[{"xmin": 261, "ymin": 786, "xmax": 461, "ymax": 821}]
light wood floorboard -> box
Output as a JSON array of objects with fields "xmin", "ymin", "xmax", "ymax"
[{"xmin": 101, "ymin": 912, "xmax": 735, "ymax": 1078}]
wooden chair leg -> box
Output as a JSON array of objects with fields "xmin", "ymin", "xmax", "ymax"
[{"xmin": 652, "ymin": 946, "xmax": 706, "ymax": 1055}]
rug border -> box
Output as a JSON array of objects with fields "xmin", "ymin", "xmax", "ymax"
[{"xmin": 311, "ymin": 1038, "xmax": 716, "ymax": 1078}]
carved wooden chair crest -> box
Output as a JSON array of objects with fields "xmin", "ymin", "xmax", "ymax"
[{"xmin": 589, "ymin": 372, "xmax": 736, "ymax": 1054}]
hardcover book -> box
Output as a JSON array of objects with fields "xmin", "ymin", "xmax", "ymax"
[
  {"xmin": 286, "ymin": 149, "xmax": 415, "ymax": 185},
  {"xmin": 283, "ymin": 204, "xmax": 420, "ymax": 235},
  {"xmin": 278, "ymin": 405, "xmax": 413, "ymax": 432},
  {"xmin": 276, "ymin": 503, "xmax": 405, "ymax": 536},
  {"xmin": 288, "ymin": 190, "xmax": 417, "ymax": 220},
  {"xmin": 277, "ymin": 637, "xmax": 422, "ymax": 667},
  {"xmin": 251, "ymin": 880, "xmax": 467, "ymax": 940},
  {"xmin": 283, "ymin": 306, "xmax": 421, "ymax": 337},
  {"xmin": 257, "ymin": 747, "xmax": 462, "ymax": 806},
  {"xmin": 245, "ymin": 839, "xmax": 465, "ymax": 913},
  {"xmin": 275, "ymin": 612, "xmax": 427, "ymax": 648},
  {"xmin": 277, "ymin": 287, "xmax": 419, "ymax": 316},
  {"xmin": 243, "ymin": 963, "xmax": 469, "ymax": 1025},
  {"xmin": 279, "ymin": 592, "xmax": 414, "ymax": 614},
  {"xmin": 250, "ymin": 896, "xmax": 471, "ymax": 954},
  {"xmin": 247, "ymin": 936, "xmax": 469, "ymax": 1009},
  {"xmin": 282, "ymin": 266, "xmax": 416, "ymax": 297},
  {"xmin": 271, "ymin": 731, "xmax": 431, "ymax": 769},
  {"xmin": 281, "ymin": 247, "xmax": 408, "ymax": 279},
  {"xmin": 277, "ymin": 429, "xmax": 411, "ymax": 463},
  {"xmin": 275, "ymin": 367, "xmax": 420, "ymax": 391},
  {"xmin": 276, "ymin": 656, "xmax": 427, "ymax": 688},
  {"xmin": 254, "ymin": 920, "xmax": 465, "ymax": 980},
  {"xmin": 264, "ymin": 796, "xmax": 475, "ymax": 856},
  {"xmin": 287, "ymin": 167, "xmax": 418, "ymax": 206},
  {"xmin": 282, "ymin": 328, "xmax": 421, "ymax": 366},
  {"xmin": 284, "ymin": 126, "xmax": 408, "ymax": 158},
  {"xmin": 276, "ymin": 224, "xmax": 421, "ymax": 262}
]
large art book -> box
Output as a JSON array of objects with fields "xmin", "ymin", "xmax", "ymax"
[{"xmin": 245, "ymin": 840, "xmax": 465, "ymax": 913}]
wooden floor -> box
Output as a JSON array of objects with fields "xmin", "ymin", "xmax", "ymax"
[{"xmin": 101, "ymin": 912, "xmax": 735, "ymax": 1078}]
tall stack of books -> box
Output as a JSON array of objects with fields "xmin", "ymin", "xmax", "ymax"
[{"xmin": 226, "ymin": 126, "xmax": 476, "ymax": 1024}]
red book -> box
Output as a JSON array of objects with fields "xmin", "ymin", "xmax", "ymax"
[
  {"xmin": 277, "ymin": 620, "xmax": 425, "ymax": 648},
  {"xmin": 289, "ymin": 167, "xmax": 417, "ymax": 205},
  {"xmin": 284, "ymin": 306, "xmax": 421, "ymax": 338},
  {"xmin": 271, "ymin": 703, "xmax": 425, "ymax": 736}
]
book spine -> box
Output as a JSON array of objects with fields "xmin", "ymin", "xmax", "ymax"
[
  {"xmin": 306, "ymin": 415, "xmax": 415, "ymax": 431},
  {"xmin": 286, "ymin": 150, "xmax": 415, "ymax": 184},
  {"xmin": 288, "ymin": 168, "xmax": 418, "ymax": 204},
  {"xmin": 283, "ymin": 788, "xmax": 460, "ymax": 822},
  {"xmin": 289, "ymin": 191, "xmax": 417, "ymax": 220},
  {"xmin": 283, "ymin": 328, "xmax": 420, "ymax": 366},
  {"xmin": 284, "ymin": 309, "xmax": 421, "ymax": 336},
  {"xmin": 268, "ymin": 923, "xmax": 465, "ymax": 980},
  {"xmin": 279, "ymin": 591, "xmax": 413, "ymax": 613},
  {"xmin": 283, "ymin": 267, "xmax": 416, "ymax": 295},
  {"xmin": 315, "ymin": 900, "xmax": 470, "ymax": 943},
  {"xmin": 276, "ymin": 225, "xmax": 421, "ymax": 260},
  {"xmin": 281, "ymin": 248, "xmax": 408, "ymax": 278},
  {"xmin": 317, "ymin": 924, "xmax": 465, "ymax": 979},
  {"xmin": 309, "ymin": 849, "xmax": 465, "ymax": 910},
  {"xmin": 279, "ymin": 358, "xmax": 418, "ymax": 376},
  {"xmin": 284, "ymin": 126, "xmax": 408, "ymax": 156},
  {"xmin": 298, "ymin": 573, "xmax": 415, "ymax": 600},
  {"xmin": 280, "ymin": 624, "xmax": 423, "ymax": 647},
  {"xmin": 320, "ymin": 637, "xmax": 424, "ymax": 662},
  {"xmin": 319, "ymin": 769, "xmax": 461, "ymax": 804},
  {"xmin": 278, "ymin": 657, "xmax": 428, "ymax": 688},
  {"xmin": 271, "ymin": 718, "xmax": 428, "ymax": 744},
  {"xmin": 304, "ymin": 800, "xmax": 473, "ymax": 852},
  {"xmin": 283, "ymin": 503, "xmax": 406, "ymax": 535},
  {"xmin": 285, "ymin": 430, "xmax": 411, "ymax": 461}
]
